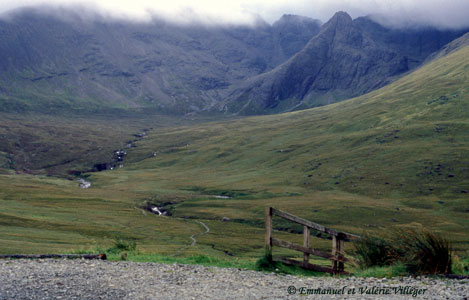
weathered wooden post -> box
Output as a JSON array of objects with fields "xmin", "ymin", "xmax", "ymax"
[
  {"xmin": 265, "ymin": 207, "xmax": 273, "ymax": 261},
  {"xmin": 332, "ymin": 234, "xmax": 345, "ymax": 274},
  {"xmin": 332, "ymin": 235, "xmax": 338, "ymax": 273},
  {"xmin": 303, "ymin": 225, "xmax": 310, "ymax": 262},
  {"xmin": 338, "ymin": 234, "xmax": 345, "ymax": 273}
]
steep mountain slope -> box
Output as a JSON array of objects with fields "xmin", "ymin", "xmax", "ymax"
[
  {"xmin": 0, "ymin": 8, "xmax": 320, "ymax": 114},
  {"xmin": 425, "ymin": 32, "xmax": 469, "ymax": 62},
  {"xmin": 225, "ymin": 12, "xmax": 468, "ymax": 114}
]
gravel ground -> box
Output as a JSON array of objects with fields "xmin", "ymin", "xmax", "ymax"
[{"xmin": 0, "ymin": 259, "xmax": 467, "ymax": 300}]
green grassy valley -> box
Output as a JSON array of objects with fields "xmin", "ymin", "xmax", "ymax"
[{"xmin": 1, "ymin": 45, "xmax": 469, "ymax": 271}]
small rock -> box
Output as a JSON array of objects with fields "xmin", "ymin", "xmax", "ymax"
[
  {"xmin": 221, "ymin": 217, "xmax": 230, "ymax": 222},
  {"xmin": 78, "ymin": 179, "xmax": 91, "ymax": 189},
  {"xmin": 448, "ymin": 174, "xmax": 455, "ymax": 178}
]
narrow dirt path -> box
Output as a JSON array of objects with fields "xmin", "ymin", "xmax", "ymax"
[
  {"xmin": 173, "ymin": 220, "xmax": 210, "ymax": 256},
  {"xmin": 189, "ymin": 220, "xmax": 210, "ymax": 246}
]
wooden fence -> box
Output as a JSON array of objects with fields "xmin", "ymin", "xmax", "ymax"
[{"xmin": 265, "ymin": 207, "xmax": 359, "ymax": 274}]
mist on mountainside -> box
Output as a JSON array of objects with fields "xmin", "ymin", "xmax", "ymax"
[{"xmin": 2, "ymin": 0, "xmax": 469, "ymax": 29}]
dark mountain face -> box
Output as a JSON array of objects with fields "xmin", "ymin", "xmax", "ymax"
[
  {"xmin": 272, "ymin": 14, "xmax": 322, "ymax": 59},
  {"xmin": 224, "ymin": 12, "xmax": 469, "ymax": 114},
  {"xmin": 0, "ymin": 9, "xmax": 321, "ymax": 114},
  {"xmin": 424, "ymin": 32, "xmax": 469, "ymax": 62}
]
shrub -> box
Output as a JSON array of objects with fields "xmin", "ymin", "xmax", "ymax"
[
  {"xmin": 255, "ymin": 255, "xmax": 276, "ymax": 272},
  {"xmin": 451, "ymin": 256, "xmax": 469, "ymax": 275},
  {"xmin": 106, "ymin": 237, "xmax": 137, "ymax": 254}
]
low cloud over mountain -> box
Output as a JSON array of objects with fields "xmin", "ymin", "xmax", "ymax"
[{"xmin": 1, "ymin": 0, "xmax": 469, "ymax": 29}]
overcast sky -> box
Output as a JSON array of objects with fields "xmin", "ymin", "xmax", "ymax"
[{"xmin": 1, "ymin": 0, "xmax": 468, "ymax": 28}]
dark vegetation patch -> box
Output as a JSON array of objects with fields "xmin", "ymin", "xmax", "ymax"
[
  {"xmin": 182, "ymin": 186, "xmax": 253, "ymax": 198},
  {"xmin": 353, "ymin": 228, "xmax": 453, "ymax": 275}
]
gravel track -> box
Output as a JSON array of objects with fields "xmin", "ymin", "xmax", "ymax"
[{"xmin": 0, "ymin": 259, "xmax": 467, "ymax": 300}]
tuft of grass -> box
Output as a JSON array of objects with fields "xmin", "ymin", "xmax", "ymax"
[
  {"xmin": 354, "ymin": 228, "xmax": 453, "ymax": 275},
  {"xmin": 397, "ymin": 228, "xmax": 453, "ymax": 275},
  {"xmin": 353, "ymin": 233, "xmax": 402, "ymax": 268},
  {"xmin": 451, "ymin": 256, "xmax": 469, "ymax": 275}
]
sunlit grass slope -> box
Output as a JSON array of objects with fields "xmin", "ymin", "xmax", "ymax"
[{"xmin": 1, "ymin": 46, "xmax": 468, "ymax": 261}]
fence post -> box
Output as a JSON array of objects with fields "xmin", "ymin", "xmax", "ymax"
[
  {"xmin": 332, "ymin": 235, "xmax": 345, "ymax": 274},
  {"xmin": 338, "ymin": 235, "xmax": 345, "ymax": 273},
  {"xmin": 265, "ymin": 207, "xmax": 273, "ymax": 261},
  {"xmin": 332, "ymin": 236, "xmax": 338, "ymax": 273},
  {"xmin": 303, "ymin": 226, "xmax": 310, "ymax": 262}
]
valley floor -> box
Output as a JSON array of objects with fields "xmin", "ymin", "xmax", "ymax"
[{"xmin": 1, "ymin": 46, "xmax": 469, "ymax": 271}]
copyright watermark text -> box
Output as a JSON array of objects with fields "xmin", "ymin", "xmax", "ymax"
[{"xmin": 287, "ymin": 285, "xmax": 427, "ymax": 297}]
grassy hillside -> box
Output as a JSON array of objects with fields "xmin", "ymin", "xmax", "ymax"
[{"xmin": 1, "ymin": 46, "xmax": 468, "ymax": 264}]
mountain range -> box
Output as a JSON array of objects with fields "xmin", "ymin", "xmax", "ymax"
[{"xmin": 0, "ymin": 8, "xmax": 468, "ymax": 115}]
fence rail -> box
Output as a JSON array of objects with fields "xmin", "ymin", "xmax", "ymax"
[{"xmin": 265, "ymin": 207, "xmax": 359, "ymax": 274}]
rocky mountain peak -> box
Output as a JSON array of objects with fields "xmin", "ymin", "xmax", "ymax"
[
  {"xmin": 315, "ymin": 10, "xmax": 356, "ymax": 45},
  {"xmin": 327, "ymin": 11, "xmax": 353, "ymax": 27}
]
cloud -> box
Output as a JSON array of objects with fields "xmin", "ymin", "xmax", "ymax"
[{"xmin": 0, "ymin": 0, "xmax": 468, "ymax": 28}]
